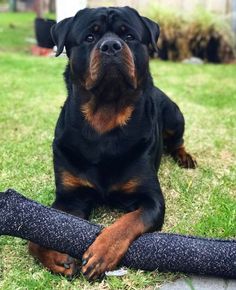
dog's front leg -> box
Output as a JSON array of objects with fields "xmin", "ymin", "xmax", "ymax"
[{"xmin": 82, "ymin": 192, "xmax": 165, "ymax": 280}]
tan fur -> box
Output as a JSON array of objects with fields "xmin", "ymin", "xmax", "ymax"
[
  {"xmin": 82, "ymin": 209, "xmax": 145, "ymax": 276},
  {"xmin": 85, "ymin": 48, "xmax": 101, "ymax": 90},
  {"xmin": 81, "ymin": 101, "xmax": 134, "ymax": 134},
  {"xmin": 61, "ymin": 171, "xmax": 94, "ymax": 190},
  {"xmin": 110, "ymin": 178, "xmax": 140, "ymax": 193},
  {"xmin": 122, "ymin": 43, "xmax": 137, "ymax": 88}
]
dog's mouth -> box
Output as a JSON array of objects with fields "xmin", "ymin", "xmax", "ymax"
[{"xmin": 85, "ymin": 45, "xmax": 137, "ymax": 91}]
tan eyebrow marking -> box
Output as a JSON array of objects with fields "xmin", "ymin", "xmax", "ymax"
[
  {"xmin": 93, "ymin": 25, "xmax": 99, "ymax": 32},
  {"xmin": 121, "ymin": 25, "xmax": 126, "ymax": 32}
]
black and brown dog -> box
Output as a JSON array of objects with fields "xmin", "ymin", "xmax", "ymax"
[{"xmin": 29, "ymin": 6, "xmax": 196, "ymax": 280}]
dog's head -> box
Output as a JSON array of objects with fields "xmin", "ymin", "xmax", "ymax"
[{"xmin": 51, "ymin": 7, "xmax": 159, "ymax": 95}]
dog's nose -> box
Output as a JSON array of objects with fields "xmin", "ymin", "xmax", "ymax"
[{"xmin": 100, "ymin": 39, "xmax": 122, "ymax": 55}]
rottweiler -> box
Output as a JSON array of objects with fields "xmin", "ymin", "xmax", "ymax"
[{"xmin": 29, "ymin": 6, "xmax": 196, "ymax": 280}]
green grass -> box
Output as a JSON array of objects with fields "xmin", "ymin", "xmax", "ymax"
[
  {"xmin": 0, "ymin": 12, "xmax": 55, "ymax": 53},
  {"xmin": 0, "ymin": 12, "xmax": 236, "ymax": 290}
]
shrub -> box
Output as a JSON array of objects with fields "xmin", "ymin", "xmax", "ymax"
[{"xmin": 145, "ymin": 5, "xmax": 236, "ymax": 63}]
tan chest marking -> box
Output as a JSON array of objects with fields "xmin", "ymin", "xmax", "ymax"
[{"xmin": 81, "ymin": 102, "xmax": 134, "ymax": 134}]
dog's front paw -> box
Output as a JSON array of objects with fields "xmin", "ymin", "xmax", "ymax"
[
  {"xmin": 81, "ymin": 228, "xmax": 129, "ymax": 280},
  {"xmin": 28, "ymin": 242, "xmax": 78, "ymax": 278}
]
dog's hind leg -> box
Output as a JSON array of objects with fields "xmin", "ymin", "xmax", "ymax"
[{"xmin": 162, "ymin": 99, "xmax": 197, "ymax": 169}]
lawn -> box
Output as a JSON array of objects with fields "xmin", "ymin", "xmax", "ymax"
[{"xmin": 0, "ymin": 13, "xmax": 236, "ymax": 290}]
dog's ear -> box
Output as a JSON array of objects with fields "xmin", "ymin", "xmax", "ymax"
[
  {"xmin": 51, "ymin": 17, "xmax": 73, "ymax": 56},
  {"xmin": 141, "ymin": 16, "xmax": 160, "ymax": 55}
]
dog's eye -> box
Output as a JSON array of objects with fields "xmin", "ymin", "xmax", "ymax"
[
  {"xmin": 85, "ymin": 34, "xmax": 95, "ymax": 43},
  {"xmin": 125, "ymin": 34, "xmax": 134, "ymax": 42}
]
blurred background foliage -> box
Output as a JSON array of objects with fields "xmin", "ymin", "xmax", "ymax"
[
  {"xmin": 0, "ymin": 0, "xmax": 235, "ymax": 62},
  {"xmin": 145, "ymin": 4, "xmax": 235, "ymax": 62}
]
